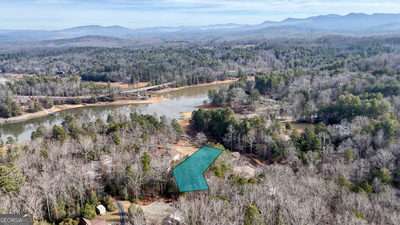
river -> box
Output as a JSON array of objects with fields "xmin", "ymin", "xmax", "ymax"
[{"xmin": 0, "ymin": 83, "xmax": 229, "ymax": 144}]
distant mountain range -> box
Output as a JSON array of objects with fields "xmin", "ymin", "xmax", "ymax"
[{"xmin": 1, "ymin": 13, "xmax": 400, "ymax": 47}]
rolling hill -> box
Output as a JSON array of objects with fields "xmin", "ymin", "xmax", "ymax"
[{"xmin": 1, "ymin": 13, "xmax": 400, "ymax": 47}]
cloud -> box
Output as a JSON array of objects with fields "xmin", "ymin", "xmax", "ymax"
[
  {"xmin": 17, "ymin": 0, "xmax": 400, "ymax": 14},
  {"xmin": 1, "ymin": 0, "xmax": 400, "ymax": 29}
]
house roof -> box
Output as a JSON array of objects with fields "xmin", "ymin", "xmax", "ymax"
[
  {"xmin": 79, "ymin": 218, "xmax": 92, "ymax": 225},
  {"xmin": 172, "ymin": 146, "xmax": 222, "ymax": 192}
]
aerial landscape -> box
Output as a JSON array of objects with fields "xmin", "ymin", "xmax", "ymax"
[{"xmin": 1, "ymin": 1, "xmax": 400, "ymax": 225}]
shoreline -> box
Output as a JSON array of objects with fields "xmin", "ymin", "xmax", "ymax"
[
  {"xmin": 152, "ymin": 79, "xmax": 237, "ymax": 94},
  {"xmin": 0, "ymin": 97, "xmax": 165, "ymax": 125},
  {"xmin": 0, "ymin": 79, "xmax": 237, "ymax": 125}
]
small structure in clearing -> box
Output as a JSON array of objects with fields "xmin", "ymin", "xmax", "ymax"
[
  {"xmin": 96, "ymin": 205, "xmax": 106, "ymax": 215},
  {"xmin": 172, "ymin": 146, "xmax": 222, "ymax": 192}
]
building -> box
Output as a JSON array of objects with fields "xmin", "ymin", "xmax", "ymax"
[
  {"xmin": 96, "ymin": 205, "xmax": 107, "ymax": 215},
  {"xmin": 79, "ymin": 218, "xmax": 92, "ymax": 225}
]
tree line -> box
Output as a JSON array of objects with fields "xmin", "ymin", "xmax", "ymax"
[{"xmin": 0, "ymin": 113, "xmax": 182, "ymax": 224}]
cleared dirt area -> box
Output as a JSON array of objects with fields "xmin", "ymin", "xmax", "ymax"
[
  {"xmin": 96, "ymin": 199, "xmax": 175, "ymax": 225},
  {"xmin": 0, "ymin": 73, "xmax": 28, "ymax": 80},
  {"xmin": 196, "ymin": 103, "xmax": 222, "ymax": 109},
  {"xmin": 94, "ymin": 81, "xmax": 150, "ymax": 90},
  {"xmin": 96, "ymin": 200, "xmax": 131, "ymax": 225},
  {"xmin": 178, "ymin": 111, "xmax": 192, "ymax": 132},
  {"xmin": 172, "ymin": 139, "xmax": 197, "ymax": 157},
  {"xmin": 140, "ymin": 201, "xmax": 175, "ymax": 225}
]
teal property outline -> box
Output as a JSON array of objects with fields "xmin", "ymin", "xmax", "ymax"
[{"xmin": 172, "ymin": 145, "xmax": 222, "ymax": 192}]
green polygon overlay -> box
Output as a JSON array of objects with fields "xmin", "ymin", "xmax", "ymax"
[{"xmin": 172, "ymin": 146, "xmax": 222, "ymax": 192}]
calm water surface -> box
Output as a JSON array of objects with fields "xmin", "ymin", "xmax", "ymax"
[{"xmin": 1, "ymin": 84, "xmax": 228, "ymax": 144}]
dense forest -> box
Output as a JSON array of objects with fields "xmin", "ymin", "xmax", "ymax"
[
  {"xmin": 1, "ymin": 35, "xmax": 400, "ymax": 225},
  {"xmin": 0, "ymin": 113, "xmax": 182, "ymax": 223},
  {"xmin": 1, "ymin": 36, "xmax": 400, "ymax": 118},
  {"xmin": 1, "ymin": 36, "xmax": 399, "ymax": 85},
  {"xmin": 188, "ymin": 44, "xmax": 400, "ymax": 224}
]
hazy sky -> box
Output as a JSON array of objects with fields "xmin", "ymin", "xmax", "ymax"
[{"xmin": 1, "ymin": 0, "xmax": 400, "ymax": 30}]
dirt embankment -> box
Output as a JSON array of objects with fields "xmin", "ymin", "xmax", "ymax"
[
  {"xmin": 153, "ymin": 79, "xmax": 238, "ymax": 94},
  {"xmin": 94, "ymin": 81, "xmax": 149, "ymax": 90}
]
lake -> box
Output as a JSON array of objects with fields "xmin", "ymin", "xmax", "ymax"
[{"xmin": 0, "ymin": 83, "xmax": 229, "ymax": 144}]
